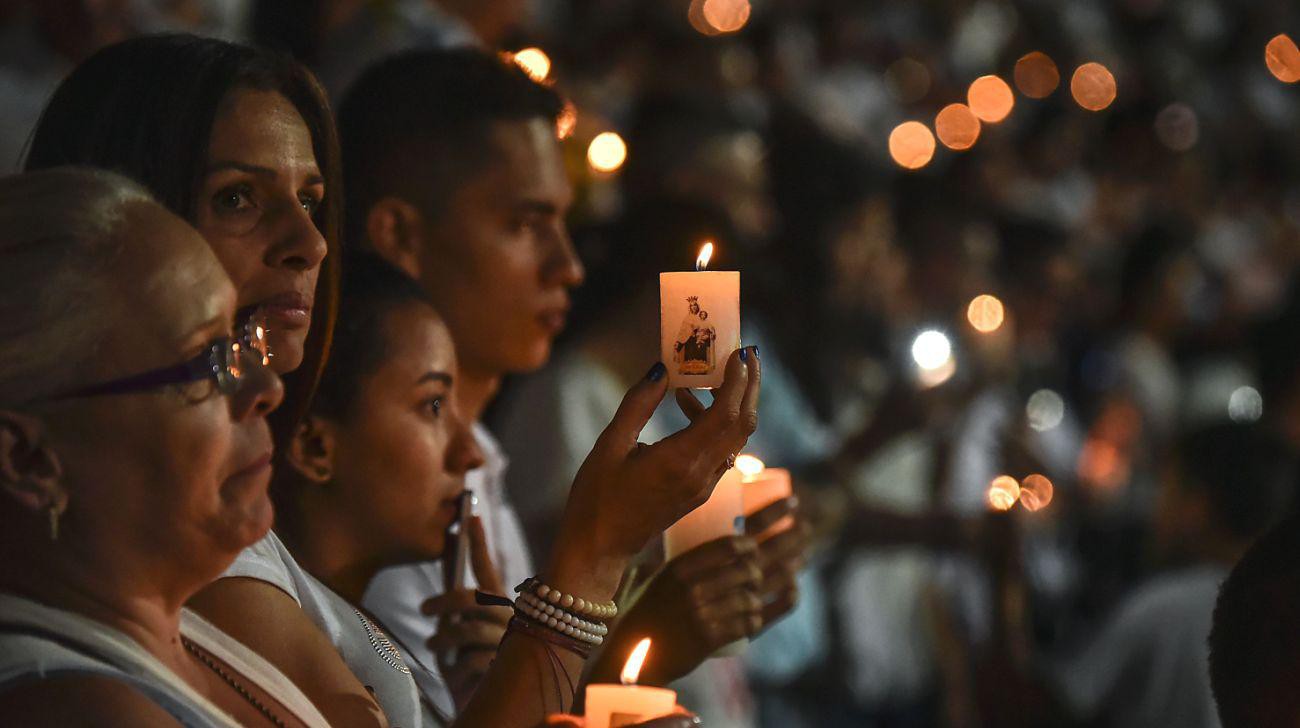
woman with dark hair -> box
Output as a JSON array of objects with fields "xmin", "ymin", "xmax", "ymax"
[{"xmin": 24, "ymin": 33, "xmax": 341, "ymax": 446}]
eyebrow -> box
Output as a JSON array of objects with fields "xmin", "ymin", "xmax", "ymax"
[
  {"xmin": 418, "ymin": 372, "xmax": 454, "ymax": 386},
  {"xmin": 206, "ymin": 161, "xmax": 325, "ymax": 187},
  {"xmin": 514, "ymin": 199, "xmax": 563, "ymax": 216}
]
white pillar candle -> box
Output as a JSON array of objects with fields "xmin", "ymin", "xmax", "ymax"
[
  {"xmin": 585, "ymin": 639, "xmax": 678, "ymax": 728},
  {"xmin": 660, "ymin": 242, "xmax": 741, "ymax": 390},
  {"xmin": 737, "ymin": 456, "xmax": 794, "ymax": 538},
  {"xmin": 663, "ymin": 465, "xmax": 745, "ymax": 560}
]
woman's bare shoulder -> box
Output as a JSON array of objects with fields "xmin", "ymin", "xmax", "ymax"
[{"xmin": 0, "ymin": 674, "xmax": 182, "ymax": 727}]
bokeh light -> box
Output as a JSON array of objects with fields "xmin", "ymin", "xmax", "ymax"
[
  {"xmin": 700, "ymin": 0, "xmax": 751, "ymax": 34},
  {"xmin": 987, "ymin": 475, "xmax": 1022, "ymax": 511},
  {"xmin": 1071, "ymin": 63, "xmax": 1117, "ymax": 111},
  {"xmin": 911, "ymin": 329, "xmax": 953, "ymax": 371},
  {"xmin": 735, "ymin": 454, "xmax": 765, "ymax": 478},
  {"xmin": 1265, "ymin": 34, "xmax": 1300, "ymax": 83},
  {"xmin": 1019, "ymin": 474, "xmax": 1055, "ymax": 512},
  {"xmin": 936, "ymin": 104, "xmax": 981, "ymax": 151},
  {"xmin": 889, "ymin": 121, "xmax": 936, "ymax": 170},
  {"xmin": 1078, "ymin": 439, "xmax": 1128, "ymax": 491},
  {"xmin": 967, "ymin": 75, "xmax": 1015, "ymax": 123},
  {"xmin": 1228, "ymin": 386, "xmax": 1264, "ymax": 423},
  {"xmin": 587, "ymin": 132, "xmax": 628, "ymax": 173},
  {"xmin": 555, "ymin": 101, "xmax": 577, "ymax": 140},
  {"xmin": 886, "ymin": 58, "xmax": 932, "ymax": 104},
  {"xmin": 510, "ymin": 47, "xmax": 551, "ymax": 82},
  {"xmin": 1026, "ymin": 389, "xmax": 1066, "ymax": 432},
  {"xmin": 1154, "ymin": 103, "xmax": 1198, "ymax": 151},
  {"xmin": 1014, "ymin": 52, "xmax": 1060, "ymax": 98},
  {"xmin": 966, "ymin": 294, "xmax": 1004, "ymax": 332}
]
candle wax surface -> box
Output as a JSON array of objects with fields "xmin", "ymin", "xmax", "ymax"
[
  {"xmin": 584, "ymin": 684, "xmax": 677, "ymax": 728},
  {"xmin": 660, "ymin": 271, "xmax": 740, "ymax": 389},
  {"xmin": 664, "ymin": 466, "xmax": 745, "ymax": 559},
  {"xmin": 742, "ymin": 468, "xmax": 795, "ymax": 537}
]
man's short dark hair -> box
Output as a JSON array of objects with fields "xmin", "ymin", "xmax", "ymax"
[
  {"xmin": 1209, "ymin": 517, "xmax": 1300, "ymax": 727},
  {"xmin": 1177, "ymin": 423, "xmax": 1297, "ymax": 541},
  {"xmin": 337, "ymin": 48, "xmax": 565, "ymax": 247}
]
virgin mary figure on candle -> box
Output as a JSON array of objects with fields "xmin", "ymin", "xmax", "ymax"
[{"xmin": 674, "ymin": 296, "xmax": 717, "ymax": 375}]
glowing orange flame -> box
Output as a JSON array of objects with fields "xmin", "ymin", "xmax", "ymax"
[
  {"xmin": 967, "ymin": 294, "xmax": 1005, "ymax": 333},
  {"xmin": 987, "ymin": 475, "xmax": 1021, "ymax": 512},
  {"xmin": 735, "ymin": 454, "xmax": 765, "ymax": 479},
  {"xmin": 621, "ymin": 638, "xmax": 652, "ymax": 686},
  {"xmin": 696, "ymin": 242, "xmax": 715, "ymax": 271},
  {"xmin": 1020, "ymin": 474, "xmax": 1054, "ymax": 512}
]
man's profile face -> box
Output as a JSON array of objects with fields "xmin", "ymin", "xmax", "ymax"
[{"xmin": 417, "ymin": 117, "xmax": 582, "ymax": 378}]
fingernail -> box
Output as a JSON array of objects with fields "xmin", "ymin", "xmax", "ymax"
[
  {"xmin": 739, "ymin": 347, "xmax": 749, "ymax": 362},
  {"xmin": 647, "ymin": 362, "xmax": 666, "ymax": 381},
  {"xmin": 752, "ymin": 345, "xmax": 760, "ymax": 359}
]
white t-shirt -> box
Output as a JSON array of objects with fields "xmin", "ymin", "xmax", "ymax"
[
  {"xmin": 1052, "ymin": 566, "xmax": 1225, "ymax": 728},
  {"xmin": 361, "ymin": 423, "xmax": 535, "ymax": 721},
  {"xmin": 223, "ymin": 530, "xmax": 423, "ymax": 728}
]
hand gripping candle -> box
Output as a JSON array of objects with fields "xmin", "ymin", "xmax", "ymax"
[{"xmin": 660, "ymin": 242, "xmax": 741, "ymax": 390}]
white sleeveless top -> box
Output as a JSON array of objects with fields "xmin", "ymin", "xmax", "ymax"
[
  {"xmin": 224, "ymin": 530, "xmax": 425, "ymax": 727},
  {"xmin": 0, "ymin": 592, "xmax": 330, "ymax": 728}
]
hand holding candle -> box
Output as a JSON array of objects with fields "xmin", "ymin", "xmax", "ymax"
[
  {"xmin": 661, "ymin": 242, "xmax": 741, "ymax": 390},
  {"xmin": 584, "ymin": 638, "xmax": 678, "ymax": 728}
]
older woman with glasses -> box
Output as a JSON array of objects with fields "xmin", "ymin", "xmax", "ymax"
[{"xmin": 0, "ymin": 168, "xmax": 327, "ymax": 727}]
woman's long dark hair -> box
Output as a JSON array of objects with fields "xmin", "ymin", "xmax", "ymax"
[{"xmin": 24, "ymin": 33, "xmax": 341, "ymax": 454}]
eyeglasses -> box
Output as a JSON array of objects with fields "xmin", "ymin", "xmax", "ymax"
[{"xmin": 40, "ymin": 309, "xmax": 272, "ymax": 402}]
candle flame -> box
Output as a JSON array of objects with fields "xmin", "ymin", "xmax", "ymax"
[
  {"xmin": 621, "ymin": 638, "xmax": 652, "ymax": 686},
  {"xmin": 735, "ymin": 454, "xmax": 765, "ymax": 479},
  {"xmin": 696, "ymin": 242, "xmax": 714, "ymax": 271}
]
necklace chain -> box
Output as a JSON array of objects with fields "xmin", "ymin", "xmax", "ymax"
[{"xmin": 181, "ymin": 635, "xmax": 288, "ymax": 728}]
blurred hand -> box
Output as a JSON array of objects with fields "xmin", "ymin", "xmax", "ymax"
[
  {"xmin": 546, "ymin": 348, "xmax": 761, "ymax": 596},
  {"xmin": 423, "ymin": 516, "xmax": 511, "ymax": 708},
  {"xmin": 599, "ymin": 535, "xmax": 763, "ymax": 685},
  {"xmin": 745, "ymin": 497, "xmax": 810, "ymax": 627}
]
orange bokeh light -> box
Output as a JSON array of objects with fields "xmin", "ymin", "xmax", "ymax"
[
  {"xmin": 1020, "ymin": 474, "xmax": 1055, "ymax": 512},
  {"xmin": 510, "ymin": 47, "xmax": 551, "ymax": 82},
  {"xmin": 888, "ymin": 121, "xmax": 936, "ymax": 170},
  {"xmin": 967, "ymin": 294, "xmax": 1005, "ymax": 333},
  {"xmin": 1014, "ymin": 52, "xmax": 1060, "ymax": 98},
  {"xmin": 699, "ymin": 0, "xmax": 751, "ymax": 34},
  {"xmin": 587, "ymin": 132, "xmax": 628, "ymax": 173},
  {"xmin": 1071, "ymin": 63, "xmax": 1117, "ymax": 111},
  {"xmin": 935, "ymin": 103, "xmax": 981, "ymax": 151},
  {"xmin": 987, "ymin": 475, "xmax": 1022, "ymax": 512},
  {"xmin": 1266, "ymin": 34, "xmax": 1300, "ymax": 83},
  {"xmin": 555, "ymin": 101, "xmax": 577, "ymax": 140},
  {"xmin": 967, "ymin": 75, "xmax": 1015, "ymax": 123}
]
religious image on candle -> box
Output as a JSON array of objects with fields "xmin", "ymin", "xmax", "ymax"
[{"xmin": 660, "ymin": 242, "xmax": 740, "ymax": 389}]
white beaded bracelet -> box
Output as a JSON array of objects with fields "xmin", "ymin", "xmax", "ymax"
[
  {"xmin": 518, "ymin": 591, "xmax": 609, "ymax": 637},
  {"xmin": 517, "ymin": 577, "xmax": 619, "ymax": 621},
  {"xmin": 515, "ymin": 593, "xmax": 604, "ymax": 645}
]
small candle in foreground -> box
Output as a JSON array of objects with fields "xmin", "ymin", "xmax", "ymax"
[
  {"xmin": 660, "ymin": 242, "xmax": 741, "ymax": 390},
  {"xmin": 585, "ymin": 638, "xmax": 677, "ymax": 728},
  {"xmin": 737, "ymin": 455, "xmax": 794, "ymax": 537}
]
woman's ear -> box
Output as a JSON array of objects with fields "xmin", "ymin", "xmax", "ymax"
[
  {"xmin": 366, "ymin": 197, "xmax": 427, "ymax": 281},
  {"xmin": 0, "ymin": 410, "xmax": 66, "ymax": 513},
  {"xmin": 286, "ymin": 414, "xmax": 337, "ymax": 485}
]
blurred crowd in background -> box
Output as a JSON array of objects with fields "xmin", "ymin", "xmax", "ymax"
[{"xmin": 5, "ymin": 1, "xmax": 1300, "ymax": 726}]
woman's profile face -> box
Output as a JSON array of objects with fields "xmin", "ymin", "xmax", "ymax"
[
  {"xmin": 40, "ymin": 203, "xmax": 284, "ymax": 578},
  {"xmin": 193, "ymin": 88, "xmax": 327, "ymax": 374},
  {"xmin": 324, "ymin": 303, "xmax": 483, "ymax": 558}
]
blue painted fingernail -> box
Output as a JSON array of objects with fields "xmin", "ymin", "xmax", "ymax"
[
  {"xmin": 647, "ymin": 362, "xmax": 667, "ymax": 381},
  {"xmin": 739, "ymin": 347, "xmax": 749, "ymax": 362},
  {"xmin": 753, "ymin": 345, "xmax": 760, "ymax": 359}
]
